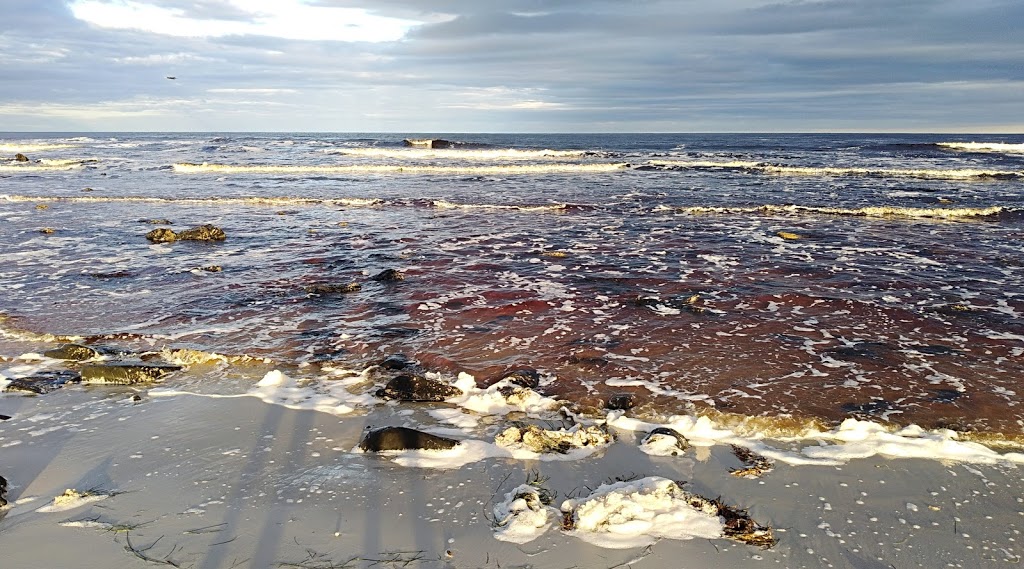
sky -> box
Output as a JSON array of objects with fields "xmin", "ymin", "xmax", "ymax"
[{"xmin": 1, "ymin": 0, "xmax": 1022, "ymax": 132}]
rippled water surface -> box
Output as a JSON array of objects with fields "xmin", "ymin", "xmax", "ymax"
[{"xmin": 2, "ymin": 132, "xmax": 1023, "ymax": 435}]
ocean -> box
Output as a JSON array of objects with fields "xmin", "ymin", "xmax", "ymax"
[{"xmin": 2, "ymin": 132, "xmax": 1023, "ymax": 440}]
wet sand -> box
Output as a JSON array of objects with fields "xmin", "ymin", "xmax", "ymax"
[{"xmin": 2, "ymin": 386, "xmax": 1022, "ymax": 569}]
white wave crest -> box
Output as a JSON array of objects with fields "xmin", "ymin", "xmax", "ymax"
[
  {"xmin": 0, "ymin": 143, "xmax": 75, "ymax": 153},
  {"xmin": 938, "ymin": 142, "xmax": 1024, "ymax": 154},
  {"xmin": 674, "ymin": 203, "xmax": 1005, "ymax": 220},
  {"xmin": 173, "ymin": 162, "xmax": 627, "ymax": 175},
  {"xmin": 324, "ymin": 147, "xmax": 589, "ymax": 160},
  {"xmin": 432, "ymin": 200, "xmax": 567, "ymax": 212},
  {"xmin": 646, "ymin": 160, "xmax": 1022, "ymax": 180}
]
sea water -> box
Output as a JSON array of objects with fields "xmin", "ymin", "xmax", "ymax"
[{"xmin": 2, "ymin": 132, "xmax": 1023, "ymax": 439}]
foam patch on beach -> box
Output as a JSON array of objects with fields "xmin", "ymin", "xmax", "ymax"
[
  {"xmin": 448, "ymin": 373, "xmax": 562, "ymax": 416},
  {"xmin": 35, "ymin": 489, "xmax": 111, "ymax": 513},
  {"xmin": 151, "ymin": 369, "xmax": 378, "ymax": 415},
  {"xmin": 563, "ymin": 477, "xmax": 724, "ymax": 549},
  {"xmin": 491, "ymin": 484, "xmax": 558, "ymax": 544},
  {"xmin": 609, "ymin": 413, "xmax": 1024, "ymax": 466}
]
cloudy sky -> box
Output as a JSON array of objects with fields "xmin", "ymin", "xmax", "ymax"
[{"xmin": 1, "ymin": 0, "xmax": 1021, "ymax": 132}]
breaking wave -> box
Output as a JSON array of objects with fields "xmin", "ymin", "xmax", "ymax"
[
  {"xmin": 645, "ymin": 160, "xmax": 1023, "ymax": 180},
  {"xmin": 937, "ymin": 142, "xmax": 1024, "ymax": 154},
  {"xmin": 322, "ymin": 147, "xmax": 590, "ymax": 160},
  {"xmin": 671, "ymin": 203, "xmax": 1007, "ymax": 220},
  {"xmin": 0, "ymin": 143, "xmax": 75, "ymax": 153},
  {"xmin": 172, "ymin": 162, "xmax": 628, "ymax": 175}
]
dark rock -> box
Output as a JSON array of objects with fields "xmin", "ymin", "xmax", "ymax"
[
  {"xmin": 641, "ymin": 427, "xmax": 690, "ymax": 454},
  {"xmin": 841, "ymin": 399, "xmax": 895, "ymax": 415},
  {"xmin": 146, "ymin": 224, "xmax": 226, "ymax": 243},
  {"xmin": 1, "ymin": 474, "xmax": 7, "ymax": 507},
  {"xmin": 376, "ymin": 374, "xmax": 462, "ymax": 401},
  {"xmin": 305, "ymin": 282, "xmax": 361, "ymax": 294},
  {"xmin": 502, "ymin": 368, "xmax": 541, "ymax": 390},
  {"xmin": 43, "ymin": 343, "xmax": 100, "ymax": 361},
  {"xmin": 80, "ymin": 362, "xmax": 181, "ymax": 384},
  {"xmin": 3, "ymin": 370, "xmax": 82, "ymax": 394},
  {"xmin": 358, "ymin": 426, "xmax": 459, "ymax": 452},
  {"xmin": 88, "ymin": 271, "xmax": 134, "ymax": 279},
  {"xmin": 14, "ymin": 153, "xmax": 29, "ymax": 162},
  {"xmin": 930, "ymin": 389, "xmax": 963, "ymax": 403},
  {"xmin": 0, "ymin": 414, "xmax": 10, "ymax": 421},
  {"xmin": 403, "ymin": 138, "xmax": 454, "ymax": 149},
  {"xmin": 606, "ymin": 392, "xmax": 637, "ymax": 410},
  {"xmin": 201, "ymin": 265, "xmax": 222, "ymax": 272},
  {"xmin": 378, "ymin": 353, "xmax": 415, "ymax": 370},
  {"xmin": 145, "ymin": 227, "xmax": 178, "ymax": 243},
  {"xmin": 39, "ymin": 227, "xmax": 55, "ymax": 234},
  {"xmin": 176, "ymin": 224, "xmax": 226, "ymax": 241},
  {"xmin": 372, "ymin": 269, "xmax": 405, "ymax": 282}
]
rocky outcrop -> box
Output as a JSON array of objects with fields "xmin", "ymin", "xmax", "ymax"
[
  {"xmin": 14, "ymin": 153, "xmax": 29, "ymax": 162},
  {"xmin": 376, "ymin": 374, "xmax": 462, "ymax": 401},
  {"xmin": 2, "ymin": 370, "xmax": 81, "ymax": 394},
  {"xmin": 80, "ymin": 362, "xmax": 181, "ymax": 384},
  {"xmin": 145, "ymin": 224, "xmax": 226, "ymax": 243},
  {"xmin": 43, "ymin": 343, "xmax": 100, "ymax": 361},
  {"xmin": 1, "ymin": 475, "xmax": 8, "ymax": 507},
  {"xmin": 495, "ymin": 423, "xmax": 613, "ymax": 454},
  {"xmin": 358, "ymin": 426, "xmax": 459, "ymax": 452}
]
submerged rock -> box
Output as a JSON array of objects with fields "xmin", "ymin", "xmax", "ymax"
[
  {"xmin": 358, "ymin": 426, "xmax": 459, "ymax": 452},
  {"xmin": 376, "ymin": 374, "xmax": 462, "ymax": 402},
  {"xmin": 80, "ymin": 362, "xmax": 181, "ymax": 384},
  {"xmin": 3, "ymin": 370, "xmax": 81, "ymax": 394},
  {"xmin": 377, "ymin": 353, "xmax": 415, "ymax": 371},
  {"xmin": 371, "ymin": 269, "xmax": 405, "ymax": 282},
  {"xmin": 495, "ymin": 423, "xmax": 613, "ymax": 454},
  {"xmin": 305, "ymin": 282, "xmax": 361, "ymax": 294},
  {"xmin": 501, "ymin": 368, "xmax": 541, "ymax": 390},
  {"xmin": 44, "ymin": 343, "xmax": 100, "ymax": 361},
  {"xmin": 606, "ymin": 392, "xmax": 636, "ymax": 410}
]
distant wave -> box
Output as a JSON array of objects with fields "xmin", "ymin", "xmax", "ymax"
[
  {"xmin": 0, "ymin": 194, "xmax": 384, "ymax": 207},
  {"xmin": 645, "ymin": 160, "xmax": 1023, "ymax": 180},
  {"xmin": 323, "ymin": 147, "xmax": 590, "ymax": 160},
  {"xmin": 671, "ymin": 204, "xmax": 1007, "ymax": 220},
  {"xmin": 0, "ymin": 161, "xmax": 88, "ymax": 172},
  {"xmin": 0, "ymin": 143, "xmax": 75, "ymax": 153},
  {"xmin": 432, "ymin": 200, "xmax": 570, "ymax": 212},
  {"xmin": 937, "ymin": 142, "xmax": 1024, "ymax": 154},
  {"xmin": 173, "ymin": 162, "xmax": 628, "ymax": 175}
]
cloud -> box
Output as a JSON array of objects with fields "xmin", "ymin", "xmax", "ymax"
[
  {"xmin": 68, "ymin": 0, "xmax": 439, "ymax": 42},
  {"xmin": 0, "ymin": 0, "xmax": 1019, "ymax": 131}
]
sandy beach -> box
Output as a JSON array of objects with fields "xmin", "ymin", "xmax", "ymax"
[{"xmin": 2, "ymin": 365, "xmax": 1023, "ymax": 569}]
